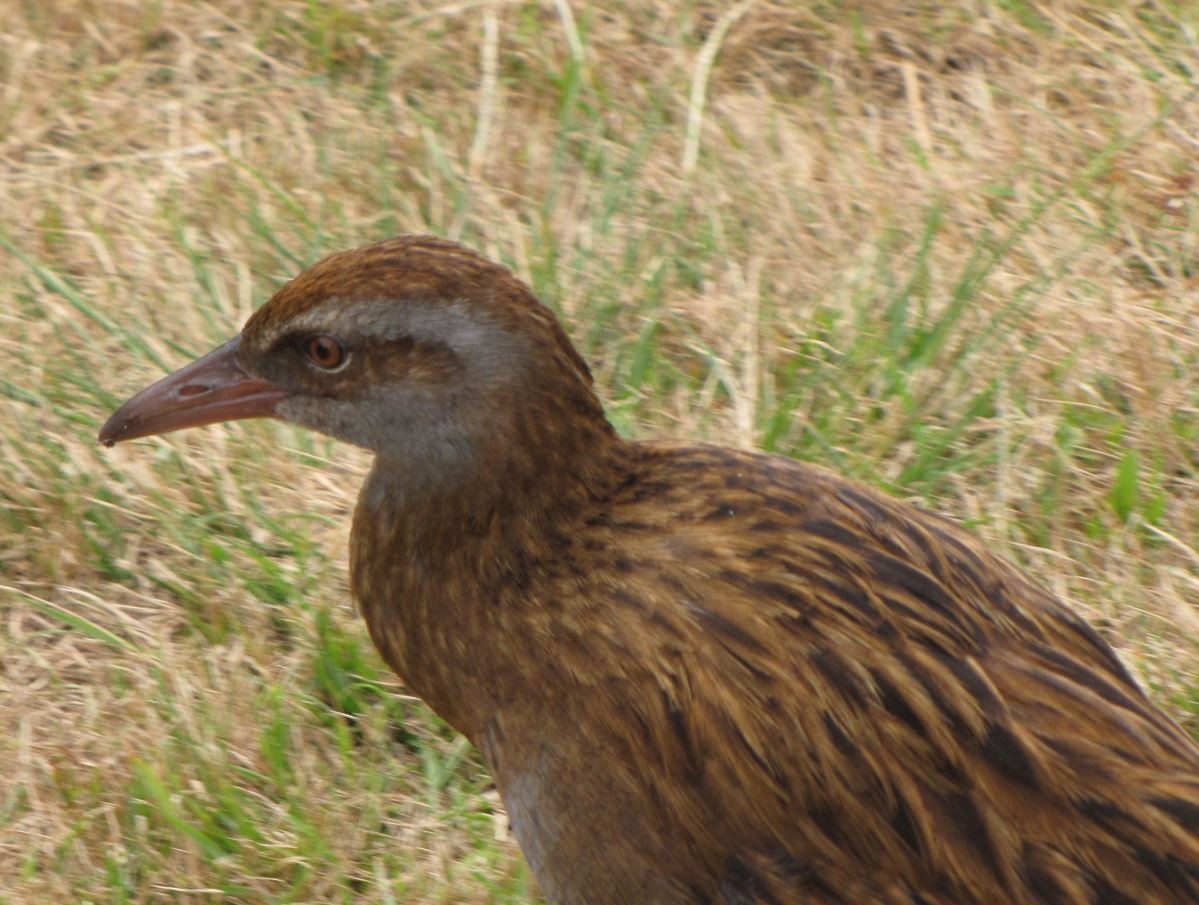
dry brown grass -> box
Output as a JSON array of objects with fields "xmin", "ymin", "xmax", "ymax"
[{"xmin": 2, "ymin": 1, "xmax": 1198, "ymax": 901}]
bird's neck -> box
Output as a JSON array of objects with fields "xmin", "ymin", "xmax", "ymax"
[{"xmin": 349, "ymin": 389, "xmax": 628, "ymax": 737}]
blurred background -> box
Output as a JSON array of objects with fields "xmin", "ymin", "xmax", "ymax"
[{"xmin": 2, "ymin": 1, "xmax": 1197, "ymax": 901}]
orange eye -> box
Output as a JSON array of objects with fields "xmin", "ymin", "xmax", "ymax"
[{"xmin": 307, "ymin": 335, "xmax": 345, "ymax": 370}]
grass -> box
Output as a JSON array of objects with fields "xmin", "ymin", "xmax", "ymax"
[{"xmin": 2, "ymin": 0, "xmax": 1199, "ymax": 901}]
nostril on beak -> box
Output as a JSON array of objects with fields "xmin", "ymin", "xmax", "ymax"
[{"xmin": 177, "ymin": 383, "xmax": 209, "ymax": 398}]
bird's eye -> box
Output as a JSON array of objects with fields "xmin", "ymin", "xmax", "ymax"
[{"xmin": 306, "ymin": 335, "xmax": 346, "ymax": 370}]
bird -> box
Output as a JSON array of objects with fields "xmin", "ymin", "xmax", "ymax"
[{"xmin": 100, "ymin": 235, "xmax": 1199, "ymax": 904}]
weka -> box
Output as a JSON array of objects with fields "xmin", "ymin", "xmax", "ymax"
[{"xmin": 100, "ymin": 236, "xmax": 1199, "ymax": 904}]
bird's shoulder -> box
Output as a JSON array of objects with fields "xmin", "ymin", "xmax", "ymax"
[{"xmin": 596, "ymin": 441, "xmax": 1133, "ymax": 683}]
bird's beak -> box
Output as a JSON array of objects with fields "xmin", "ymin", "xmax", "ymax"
[{"xmin": 99, "ymin": 335, "xmax": 289, "ymax": 447}]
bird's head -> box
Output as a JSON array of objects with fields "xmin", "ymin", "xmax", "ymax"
[{"xmin": 99, "ymin": 236, "xmax": 608, "ymax": 494}]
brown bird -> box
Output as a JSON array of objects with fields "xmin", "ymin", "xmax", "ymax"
[{"xmin": 100, "ymin": 236, "xmax": 1199, "ymax": 904}]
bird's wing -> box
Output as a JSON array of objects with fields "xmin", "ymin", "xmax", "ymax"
[{"xmin": 605, "ymin": 446, "xmax": 1199, "ymax": 904}]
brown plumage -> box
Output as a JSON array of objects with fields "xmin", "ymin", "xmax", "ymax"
[{"xmin": 100, "ymin": 236, "xmax": 1199, "ymax": 904}]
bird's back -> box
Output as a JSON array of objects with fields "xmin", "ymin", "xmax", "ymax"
[{"xmin": 492, "ymin": 442, "xmax": 1199, "ymax": 904}]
